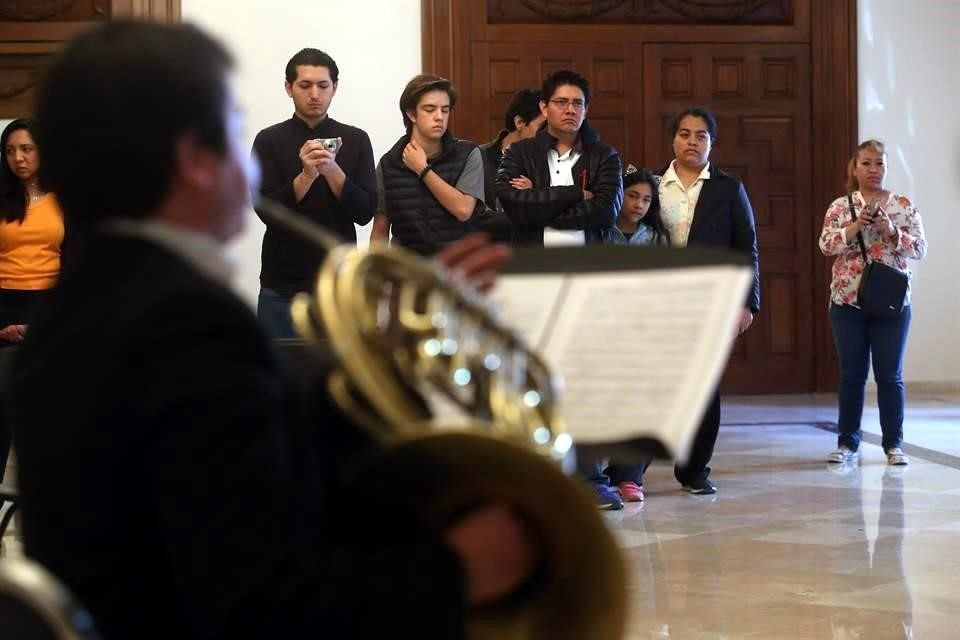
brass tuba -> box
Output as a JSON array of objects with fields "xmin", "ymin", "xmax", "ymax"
[{"xmin": 256, "ymin": 199, "xmax": 627, "ymax": 640}]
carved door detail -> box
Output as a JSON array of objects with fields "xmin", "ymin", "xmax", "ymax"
[
  {"xmin": 467, "ymin": 41, "xmax": 639, "ymax": 159},
  {"xmin": 0, "ymin": 0, "xmax": 180, "ymax": 118}
]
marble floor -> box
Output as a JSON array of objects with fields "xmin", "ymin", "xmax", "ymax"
[
  {"xmin": 608, "ymin": 392, "xmax": 960, "ymax": 639},
  {"xmin": 1, "ymin": 392, "xmax": 958, "ymax": 638}
]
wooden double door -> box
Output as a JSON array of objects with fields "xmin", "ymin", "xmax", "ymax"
[{"xmin": 424, "ymin": 0, "xmax": 857, "ymax": 393}]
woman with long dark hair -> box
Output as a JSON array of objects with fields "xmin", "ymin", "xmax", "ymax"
[
  {"xmin": 599, "ymin": 164, "xmax": 670, "ymax": 246},
  {"xmin": 1, "ymin": 118, "xmax": 64, "ymax": 489},
  {"xmin": 1, "ymin": 118, "xmax": 64, "ymax": 343}
]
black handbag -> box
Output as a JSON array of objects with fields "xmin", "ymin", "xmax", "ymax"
[{"xmin": 847, "ymin": 194, "xmax": 908, "ymax": 318}]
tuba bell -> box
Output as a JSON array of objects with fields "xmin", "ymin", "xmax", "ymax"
[{"xmin": 256, "ymin": 198, "xmax": 627, "ymax": 640}]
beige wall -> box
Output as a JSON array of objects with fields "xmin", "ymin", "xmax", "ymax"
[
  {"xmin": 180, "ymin": 0, "xmax": 421, "ymax": 304},
  {"xmin": 857, "ymin": 0, "xmax": 960, "ymax": 385}
]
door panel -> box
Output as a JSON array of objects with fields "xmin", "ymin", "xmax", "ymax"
[
  {"xmin": 424, "ymin": 0, "xmax": 858, "ymax": 393},
  {"xmin": 643, "ymin": 43, "xmax": 814, "ymax": 392},
  {"xmin": 468, "ymin": 41, "xmax": 638, "ymax": 159}
]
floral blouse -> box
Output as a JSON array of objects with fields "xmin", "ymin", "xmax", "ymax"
[{"xmin": 818, "ymin": 191, "xmax": 927, "ymax": 307}]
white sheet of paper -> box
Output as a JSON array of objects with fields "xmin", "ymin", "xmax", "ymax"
[{"xmin": 491, "ymin": 266, "xmax": 751, "ymax": 463}]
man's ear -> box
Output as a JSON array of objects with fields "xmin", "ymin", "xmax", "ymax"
[
  {"xmin": 174, "ymin": 133, "xmax": 219, "ymax": 191},
  {"xmin": 285, "ymin": 81, "xmax": 293, "ymax": 98},
  {"xmin": 539, "ymin": 100, "xmax": 548, "ymax": 119},
  {"xmin": 405, "ymin": 109, "xmax": 417, "ymax": 126}
]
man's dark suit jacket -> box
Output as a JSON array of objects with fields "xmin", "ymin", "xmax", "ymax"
[
  {"xmin": 663, "ymin": 167, "xmax": 761, "ymax": 313},
  {"xmin": 9, "ymin": 231, "xmax": 465, "ymax": 639}
]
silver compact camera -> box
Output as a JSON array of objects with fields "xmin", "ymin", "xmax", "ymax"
[{"xmin": 314, "ymin": 137, "xmax": 341, "ymax": 153}]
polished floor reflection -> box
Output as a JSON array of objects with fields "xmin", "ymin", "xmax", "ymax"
[
  {"xmin": 607, "ymin": 392, "xmax": 960, "ymax": 639},
  {"xmin": 2, "ymin": 393, "xmax": 957, "ymax": 638}
]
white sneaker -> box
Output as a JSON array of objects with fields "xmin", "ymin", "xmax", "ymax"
[
  {"xmin": 886, "ymin": 447, "xmax": 909, "ymax": 465},
  {"xmin": 827, "ymin": 446, "xmax": 858, "ymax": 463}
]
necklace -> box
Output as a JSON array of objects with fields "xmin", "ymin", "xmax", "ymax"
[{"xmin": 25, "ymin": 181, "xmax": 43, "ymax": 204}]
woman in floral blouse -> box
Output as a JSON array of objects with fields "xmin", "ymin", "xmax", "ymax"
[{"xmin": 818, "ymin": 139, "xmax": 927, "ymax": 466}]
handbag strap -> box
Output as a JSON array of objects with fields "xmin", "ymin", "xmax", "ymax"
[{"xmin": 846, "ymin": 193, "xmax": 871, "ymax": 264}]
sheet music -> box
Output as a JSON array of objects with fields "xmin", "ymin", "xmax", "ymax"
[
  {"xmin": 489, "ymin": 276, "xmax": 569, "ymax": 350},
  {"xmin": 491, "ymin": 266, "xmax": 751, "ymax": 462}
]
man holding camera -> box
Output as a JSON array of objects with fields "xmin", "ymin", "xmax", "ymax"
[{"xmin": 252, "ymin": 48, "xmax": 377, "ymax": 338}]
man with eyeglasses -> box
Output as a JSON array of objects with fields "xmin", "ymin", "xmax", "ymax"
[{"xmin": 495, "ymin": 69, "xmax": 622, "ymax": 246}]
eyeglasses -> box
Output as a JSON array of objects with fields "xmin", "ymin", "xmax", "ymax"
[{"xmin": 548, "ymin": 98, "xmax": 586, "ymax": 110}]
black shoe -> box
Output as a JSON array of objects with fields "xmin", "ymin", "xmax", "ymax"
[{"xmin": 681, "ymin": 478, "xmax": 717, "ymax": 495}]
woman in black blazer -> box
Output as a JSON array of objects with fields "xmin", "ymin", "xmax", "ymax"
[{"xmin": 657, "ymin": 107, "xmax": 760, "ymax": 494}]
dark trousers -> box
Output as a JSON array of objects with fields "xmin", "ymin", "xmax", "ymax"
[
  {"xmin": 674, "ymin": 387, "xmax": 721, "ymax": 485},
  {"xmin": 0, "ymin": 412, "xmax": 9, "ymax": 485},
  {"xmin": 578, "ymin": 456, "xmax": 651, "ymax": 486},
  {"xmin": 830, "ymin": 303, "xmax": 911, "ymax": 451},
  {"xmin": 1, "ymin": 289, "xmax": 47, "ymax": 487},
  {"xmin": 1, "ymin": 288, "xmax": 48, "ymax": 339},
  {"xmin": 257, "ymin": 287, "xmax": 298, "ymax": 340},
  {"xmin": 1, "ymin": 347, "xmax": 16, "ymax": 487}
]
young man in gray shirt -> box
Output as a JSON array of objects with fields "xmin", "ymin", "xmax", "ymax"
[{"xmin": 371, "ymin": 74, "xmax": 486, "ymax": 256}]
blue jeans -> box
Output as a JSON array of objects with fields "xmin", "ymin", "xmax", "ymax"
[
  {"xmin": 829, "ymin": 304, "xmax": 911, "ymax": 452},
  {"xmin": 257, "ymin": 287, "xmax": 297, "ymax": 340}
]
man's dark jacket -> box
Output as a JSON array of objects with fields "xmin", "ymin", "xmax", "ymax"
[
  {"xmin": 479, "ymin": 129, "xmax": 509, "ymax": 210},
  {"xmin": 9, "ymin": 231, "xmax": 466, "ymax": 639},
  {"xmin": 495, "ymin": 120, "xmax": 622, "ymax": 245}
]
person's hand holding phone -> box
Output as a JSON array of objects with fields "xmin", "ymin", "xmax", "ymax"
[
  {"xmin": 857, "ymin": 199, "xmax": 879, "ymax": 227},
  {"xmin": 869, "ymin": 199, "xmax": 897, "ymax": 239}
]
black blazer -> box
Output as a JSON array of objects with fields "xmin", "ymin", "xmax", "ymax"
[
  {"xmin": 10, "ymin": 232, "xmax": 465, "ymax": 640},
  {"xmin": 660, "ymin": 166, "xmax": 761, "ymax": 313}
]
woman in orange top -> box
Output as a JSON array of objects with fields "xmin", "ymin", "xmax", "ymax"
[
  {"xmin": 1, "ymin": 118, "xmax": 64, "ymax": 344},
  {"xmin": 1, "ymin": 118, "xmax": 64, "ymax": 490}
]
